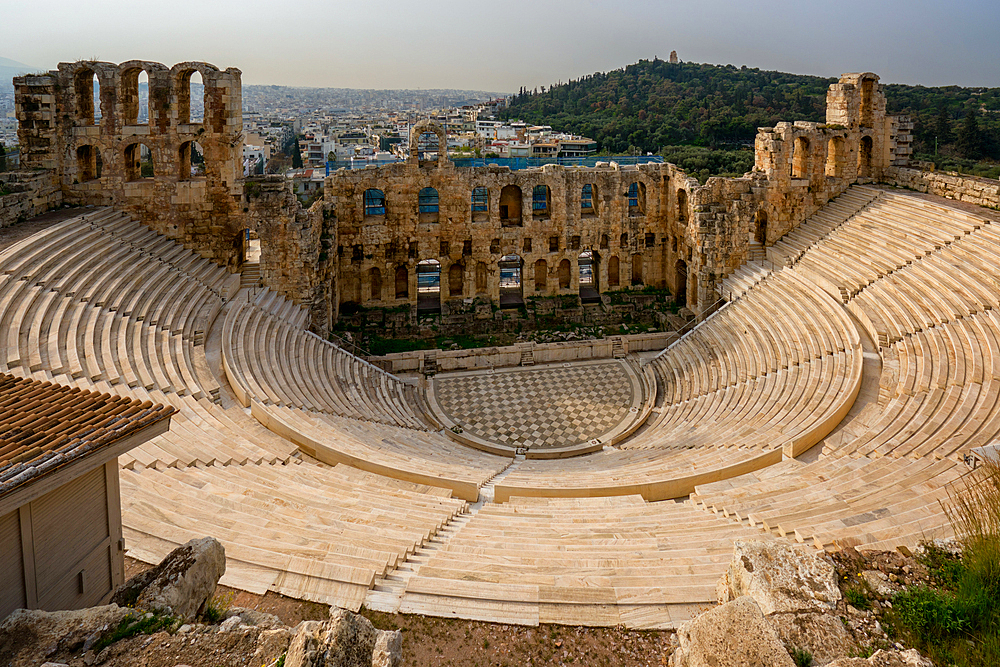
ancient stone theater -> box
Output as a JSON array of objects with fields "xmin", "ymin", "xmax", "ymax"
[{"xmin": 2, "ymin": 59, "xmax": 998, "ymax": 627}]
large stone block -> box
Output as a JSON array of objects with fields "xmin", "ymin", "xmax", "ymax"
[{"xmin": 669, "ymin": 596, "xmax": 795, "ymax": 667}]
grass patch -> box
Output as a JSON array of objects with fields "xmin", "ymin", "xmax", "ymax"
[
  {"xmin": 201, "ymin": 590, "xmax": 234, "ymax": 624},
  {"xmin": 789, "ymin": 647, "xmax": 813, "ymax": 667},
  {"xmin": 92, "ymin": 611, "xmax": 177, "ymax": 654},
  {"xmin": 844, "ymin": 586, "xmax": 871, "ymax": 611},
  {"xmin": 884, "ymin": 460, "xmax": 1000, "ymax": 667}
]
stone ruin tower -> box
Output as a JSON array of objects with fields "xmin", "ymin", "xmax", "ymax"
[{"xmin": 14, "ymin": 60, "xmax": 245, "ymax": 266}]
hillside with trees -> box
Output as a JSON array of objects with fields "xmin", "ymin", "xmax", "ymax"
[{"xmin": 502, "ymin": 59, "xmax": 1000, "ymax": 180}]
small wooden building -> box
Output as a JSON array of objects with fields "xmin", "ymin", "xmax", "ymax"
[{"xmin": 0, "ymin": 374, "xmax": 173, "ymax": 620}]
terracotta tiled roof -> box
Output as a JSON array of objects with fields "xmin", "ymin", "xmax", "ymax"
[{"xmin": 0, "ymin": 373, "xmax": 174, "ymax": 496}]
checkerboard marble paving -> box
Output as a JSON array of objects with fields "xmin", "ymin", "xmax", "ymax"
[{"xmin": 433, "ymin": 361, "xmax": 635, "ymax": 449}]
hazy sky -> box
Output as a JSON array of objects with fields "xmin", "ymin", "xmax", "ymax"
[{"xmin": 5, "ymin": 0, "xmax": 999, "ymax": 91}]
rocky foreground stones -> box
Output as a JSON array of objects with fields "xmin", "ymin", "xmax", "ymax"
[{"xmin": 111, "ymin": 536, "xmax": 226, "ymax": 621}]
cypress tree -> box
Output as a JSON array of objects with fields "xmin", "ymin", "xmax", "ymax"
[
  {"xmin": 934, "ymin": 104, "xmax": 952, "ymax": 144},
  {"xmin": 292, "ymin": 135, "xmax": 303, "ymax": 169},
  {"xmin": 957, "ymin": 106, "xmax": 983, "ymax": 159}
]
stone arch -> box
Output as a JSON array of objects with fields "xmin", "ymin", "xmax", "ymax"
[
  {"xmin": 416, "ymin": 259, "xmax": 441, "ymax": 313},
  {"xmin": 364, "ymin": 188, "xmax": 386, "ymax": 217},
  {"xmin": 631, "ymin": 253, "xmax": 644, "ymax": 286},
  {"xmin": 475, "ymin": 261, "xmax": 488, "ymax": 294},
  {"xmin": 534, "ymin": 258, "xmax": 547, "ymax": 291},
  {"xmin": 675, "ymin": 259, "xmax": 687, "ymax": 306},
  {"xmin": 607, "ymin": 255, "xmax": 620, "ymax": 287},
  {"xmin": 499, "ymin": 254, "xmax": 523, "ymax": 307},
  {"xmin": 579, "ymin": 249, "xmax": 599, "ymax": 303},
  {"xmin": 826, "ymin": 136, "xmax": 846, "ymax": 177},
  {"xmin": 860, "ymin": 76, "xmax": 876, "ymax": 129},
  {"xmin": 500, "ymin": 185, "xmax": 522, "ymax": 226},
  {"xmin": 792, "ymin": 136, "xmax": 811, "ymax": 179},
  {"xmin": 448, "ymin": 262, "xmax": 464, "ymax": 297},
  {"xmin": 532, "ymin": 184, "xmax": 551, "ymax": 219},
  {"xmin": 858, "ymin": 135, "xmax": 874, "ymax": 178},
  {"xmin": 558, "ymin": 259, "xmax": 571, "ymax": 289},
  {"xmin": 124, "ymin": 142, "xmax": 154, "ymax": 181},
  {"xmin": 178, "ymin": 141, "xmax": 205, "ymax": 180},
  {"xmin": 628, "ymin": 181, "xmax": 646, "ymax": 215},
  {"xmin": 600, "ymin": 234, "xmax": 609, "ymax": 250},
  {"xmin": 409, "ymin": 120, "xmax": 448, "ymax": 167},
  {"xmin": 369, "ymin": 267, "xmax": 383, "ymax": 301},
  {"xmin": 76, "ymin": 145, "xmax": 101, "ymax": 182},
  {"xmin": 754, "ymin": 209, "xmax": 768, "ymax": 245},
  {"xmin": 395, "ymin": 265, "xmax": 409, "ymax": 299},
  {"xmin": 119, "ymin": 61, "xmax": 166, "ymax": 126},
  {"xmin": 73, "ymin": 67, "xmax": 100, "ymax": 125},
  {"xmin": 677, "ymin": 188, "xmax": 688, "ymax": 222},
  {"xmin": 171, "ymin": 62, "xmax": 220, "ymax": 126},
  {"xmin": 418, "ymin": 186, "xmax": 439, "ymax": 223},
  {"xmin": 581, "ymin": 183, "xmax": 597, "ymax": 215},
  {"xmin": 471, "ymin": 186, "xmax": 488, "ymax": 222}
]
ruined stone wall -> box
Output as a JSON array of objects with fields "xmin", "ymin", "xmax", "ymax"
[
  {"xmin": 885, "ymin": 167, "xmax": 1000, "ymax": 209},
  {"xmin": 14, "ymin": 60, "xmax": 245, "ymax": 266},
  {"xmin": 0, "ymin": 171, "xmax": 62, "ymax": 228},
  {"xmin": 324, "ymin": 154, "xmax": 705, "ymax": 320},
  {"xmin": 244, "ymin": 177, "xmax": 335, "ymax": 329}
]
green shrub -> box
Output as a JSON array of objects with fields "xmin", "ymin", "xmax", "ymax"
[
  {"xmin": 92, "ymin": 611, "xmax": 176, "ymax": 654},
  {"xmin": 789, "ymin": 647, "xmax": 813, "ymax": 667},
  {"xmin": 844, "ymin": 586, "xmax": 871, "ymax": 611}
]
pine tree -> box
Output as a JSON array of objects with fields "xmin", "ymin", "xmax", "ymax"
[
  {"xmin": 934, "ymin": 104, "xmax": 952, "ymax": 144},
  {"xmin": 957, "ymin": 106, "xmax": 983, "ymax": 159},
  {"xmin": 292, "ymin": 136, "xmax": 303, "ymax": 169}
]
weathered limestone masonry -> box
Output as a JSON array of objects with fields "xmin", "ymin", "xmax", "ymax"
[
  {"xmin": 0, "ymin": 171, "xmax": 61, "ymax": 228},
  {"xmin": 324, "ymin": 74, "xmax": 910, "ymax": 322},
  {"xmin": 886, "ymin": 166, "xmax": 1000, "ymax": 208},
  {"xmin": 14, "ymin": 60, "xmax": 245, "ymax": 265},
  {"xmin": 11, "ymin": 66, "xmax": 916, "ymax": 332}
]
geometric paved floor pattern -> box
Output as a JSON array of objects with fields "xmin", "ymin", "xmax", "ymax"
[{"xmin": 432, "ymin": 360, "xmax": 636, "ymax": 450}]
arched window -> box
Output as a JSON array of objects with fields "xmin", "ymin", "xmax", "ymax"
[
  {"xmin": 177, "ymin": 69, "xmax": 205, "ymax": 124},
  {"xmin": 369, "ymin": 267, "xmax": 382, "ymax": 301},
  {"xmin": 826, "ymin": 137, "xmax": 845, "ymax": 178},
  {"xmin": 448, "ymin": 263, "xmax": 463, "ymax": 297},
  {"xmin": 76, "ymin": 145, "xmax": 101, "ymax": 182},
  {"xmin": 500, "ymin": 185, "xmax": 522, "ymax": 226},
  {"xmin": 858, "ymin": 136, "xmax": 874, "ymax": 178},
  {"xmin": 860, "ymin": 78, "xmax": 875, "ymax": 129},
  {"xmin": 620, "ymin": 232, "xmax": 628, "ymax": 248},
  {"xmin": 121, "ymin": 68, "xmax": 148, "ymax": 126},
  {"xmin": 558, "ymin": 259, "xmax": 571, "ymax": 289},
  {"xmin": 75, "ymin": 69, "xmax": 99, "ymax": 125},
  {"xmin": 532, "ymin": 185, "xmax": 550, "ymax": 218},
  {"xmin": 471, "ymin": 186, "xmax": 488, "ymax": 221},
  {"xmin": 631, "ymin": 254, "xmax": 644, "ymax": 286},
  {"xmin": 418, "ymin": 187, "xmax": 439, "ymax": 222},
  {"xmin": 395, "ymin": 266, "xmax": 409, "ymax": 299},
  {"xmin": 178, "ymin": 141, "xmax": 205, "ymax": 180},
  {"xmin": 600, "ymin": 234, "xmax": 609, "ymax": 249},
  {"xmin": 124, "ymin": 143, "xmax": 154, "ymax": 181},
  {"xmin": 607, "ymin": 256, "xmax": 620, "ymax": 287},
  {"xmin": 675, "ymin": 259, "xmax": 687, "ymax": 306},
  {"xmin": 792, "ymin": 136, "xmax": 811, "ymax": 179},
  {"xmin": 581, "ymin": 183, "xmax": 596, "ymax": 215},
  {"xmin": 364, "ymin": 189, "xmax": 386, "ymax": 217},
  {"xmin": 677, "ymin": 189, "xmax": 687, "ymax": 222},
  {"xmin": 628, "ymin": 182, "xmax": 646, "ymax": 215},
  {"xmin": 534, "ymin": 259, "xmax": 547, "ymax": 291},
  {"xmin": 476, "ymin": 261, "xmax": 488, "ymax": 294}
]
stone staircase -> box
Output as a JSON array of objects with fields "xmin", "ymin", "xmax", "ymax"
[
  {"xmin": 364, "ymin": 455, "xmax": 525, "ymax": 613},
  {"xmin": 240, "ymin": 262, "xmax": 261, "ymax": 288},
  {"xmin": 611, "ymin": 336, "xmax": 626, "ymax": 359},
  {"xmin": 518, "ymin": 342, "xmax": 535, "ymax": 366}
]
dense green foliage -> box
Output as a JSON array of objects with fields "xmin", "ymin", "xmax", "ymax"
[
  {"xmin": 659, "ymin": 145, "xmax": 755, "ymax": 183},
  {"xmin": 502, "ymin": 59, "xmax": 1000, "ymax": 173}
]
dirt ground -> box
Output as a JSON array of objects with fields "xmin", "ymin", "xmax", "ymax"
[
  {"xmin": 0, "ymin": 205, "xmax": 86, "ymax": 251},
  {"xmin": 123, "ymin": 556, "xmax": 675, "ymax": 666}
]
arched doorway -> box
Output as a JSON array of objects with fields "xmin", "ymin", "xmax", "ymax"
[
  {"xmin": 395, "ymin": 266, "xmax": 409, "ymax": 300},
  {"xmin": 858, "ymin": 136, "xmax": 873, "ymax": 178},
  {"xmin": 675, "ymin": 259, "xmax": 687, "ymax": 307},
  {"xmin": 631, "ymin": 254, "xmax": 644, "ymax": 286},
  {"xmin": 369, "ymin": 267, "xmax": 382, "ymax": 301},
  {"xmin": 754, "ymin": 210, "xmax": 768, "ymax": 245},
  {"xmin": 558, "ymin": 259, "xmax": 571, "ymax": 289},
  {"xmin": 534, "ymin": 259, "xmax": 547, "ymax": 291},
  {"xmin": 607, "ymin": 255, "xmax": 620, "ymax": 288},
  {"xmin": 499, "ymin": 185, "xmax": 522, "ymax": 226},
  {"xmin": 578, "ymin": 250, "xmax": 600, "ymax": 303},
  {"xmin": 416, "ymin": 259, "xmax": 441, "ymax": 314},
  {"xmin": 499, "ymin": 254, "xmax": 523, "ymax": 307},
  {"xmin": 448, "ymin": 262, "xmax": 464, "ymax": 297}
]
